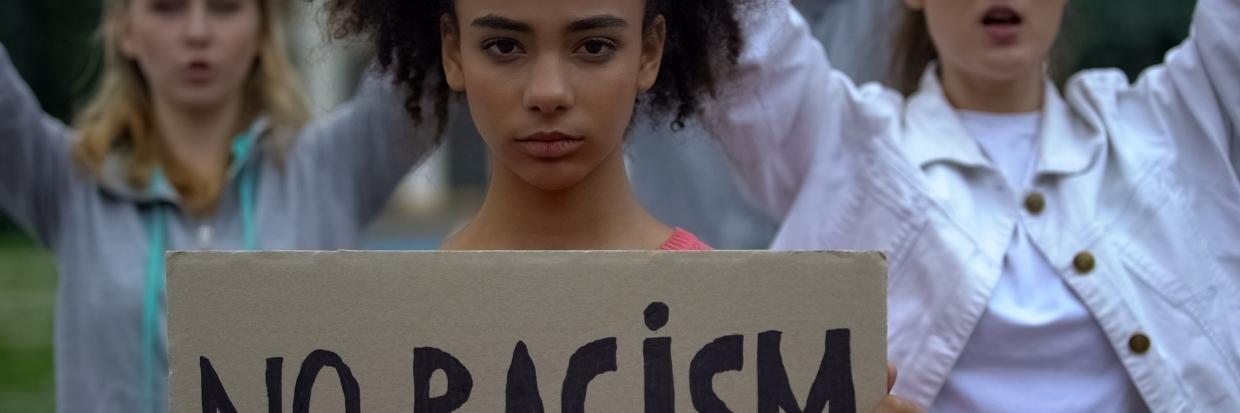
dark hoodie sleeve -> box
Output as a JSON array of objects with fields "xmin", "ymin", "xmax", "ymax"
[
  {"xmin": 290, "ymin": 66, "xmax": 439, "ymax": 228},
  {"xmin": 0, "ymin": 43, "xmax": 74, "ymax": 248}
]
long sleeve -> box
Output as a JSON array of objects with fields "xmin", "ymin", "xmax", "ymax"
[
  {"xmin": 1096, "ymin": 0, "xmax": 1240, "ymax": 382},
  {"xmin": 701, "ymin": 0, "xmax": 900, "ymax": 221},
  {"xmin": 290, "ymin": 68, "xmax": 439, "ymax": 227},
  {"xmin": 1120, "ymin": 0, "xmax": 1240, "ymax": 179},
  {"xmin": 0, "ymin": 42, "xmax": 76, "ymax": 248}
]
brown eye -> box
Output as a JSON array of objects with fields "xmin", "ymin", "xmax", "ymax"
[
  {"xmin": 494, "ymin": 40, "xmax": 518, "ymax": 54},
  {"xmin": 574, "ymin": 38, "xmax": 617, "ymax": 59},
  {"xmin": 482, "ymin": 38, "xmax": 525, "ymax": 59},
  {"xmin": 151, "ymin": 0, "xmax": 185, "ymax": 14},
  {"xmin": 207, "ymin": 0, "xmax": 242, "ymax": 14}
]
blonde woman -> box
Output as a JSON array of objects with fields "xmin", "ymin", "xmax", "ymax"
[{"xmin": 0, "ymin": 0, "xmax": 433, "ymax": 411}]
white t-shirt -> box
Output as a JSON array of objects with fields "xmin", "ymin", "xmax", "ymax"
[{"xmin": 931, "ymin": 111, "xmax": 1149, "ymax": 413}]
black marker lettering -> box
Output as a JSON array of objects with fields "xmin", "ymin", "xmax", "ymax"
[
  {"xmin": 757, "ymin": 330, "xmax": 855, "ymax": 413},
  {"xmin": 266, "ymin": 357, "xmax": 283, "ymax": 413},
  {"xmin": 292, "ymin": 350, "xmax": 361, "ymax": 413},
  {"xmin": 644, "ymin": 337, "xmax": 675, "ymax": 413},
  {"xmin": 644, "ymin": 302, "xmax": 670, "ymax": 331},
  {"xmin": 643, "ymin": 301, "xmax": 674, "ymax": 413},
  {"xmin": 413, "ymin": 347, "xmax": 473, "ymax": 412},
  {"xmin": 689, "ymin": 334, "xmax": 743, "ymax": 412},
  {"xmin": 506, "ymin": 341, "xmax": 545, "ymax": 413},
  {"xmin": 561, "ymin": 337, "xmax": 618, "ymax": 413},
  {"xmin": 200, "ymin": 356, "xmax": 239, "ymax": 413}
]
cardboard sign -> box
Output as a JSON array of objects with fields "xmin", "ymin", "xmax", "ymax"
[{"xmin": 167, "ymin": 251, "xmax": 887, "ymax": 412}]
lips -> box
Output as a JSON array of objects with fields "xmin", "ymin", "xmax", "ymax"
[
  {"xmin": 182, "ymin": 60, "xmax": 215, "ymax": 84},
  {"xmin": 515, "ymin": 132, "xmax": 585, "ymax": 159},
  {"xmin": 981, "ymin": 6, "xmax": 1023, "ymax": 45},
  {"xmin": 982, "ymin": 7, "xmax": 1022, "ymax": 25}
]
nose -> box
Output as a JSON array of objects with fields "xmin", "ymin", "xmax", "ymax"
[
  {"xmin": 522, "ymin": 56, "xmax": 573, "ymax": 114},
  {"xmin": 183, "ymin": 1, "xmax": 212, "ymax": 48}
]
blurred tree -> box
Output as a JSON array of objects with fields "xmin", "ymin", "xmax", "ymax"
[
  {"xmin": 0, "ymin": 0, "xmax": 102, "ymax": 237},
  {"xmin": 1060, "ymin": 0, "xmax": 1197, "ymax": 82},
  {"xmin": 0, "ymin": 0, "xmax": 102, "ymax": 121}
]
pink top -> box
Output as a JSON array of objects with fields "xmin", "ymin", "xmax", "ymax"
[{"xmin": 658, "ymin": 228, "xmax": 713, "ymax": 251}]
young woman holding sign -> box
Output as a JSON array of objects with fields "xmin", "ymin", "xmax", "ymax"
[
  {"xmin": 324, "ymin": 0, "xmax": 922, "ymax": 411},
  {"xmin": 705, "ymin": 0, "xmax": 1240, "ymax": 411},
  {"xmin": 0, "ymin": 0, "xmax": 434, "ymax": 411}
]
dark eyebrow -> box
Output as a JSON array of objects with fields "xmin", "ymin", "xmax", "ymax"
[
  {"xmin": 566, "ymin": 15, "xmax": 628, "ymax": 33},
  {"xmin": 471, "ymin": 15, "xmax": 532, "ymax": 33}
]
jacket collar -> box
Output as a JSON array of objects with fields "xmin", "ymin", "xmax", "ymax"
[
  {"xmin": 902, "ymin": 64, "xmax": 1103, "ymax": 177},
  {"xmin": 97, "ymin": 118, "xmax": 271, "ymax": 204}
]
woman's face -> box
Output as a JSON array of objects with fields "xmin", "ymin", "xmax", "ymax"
[
  {"xmin": 908, "ymin": 0, "xmax": 1067, "ymax": 83},
  {"xmin": 443, "ymin": 0, "xmax": 665, "ymax": 191},
  {"xmin": 119, "ymin": 0, "xmax": 262, "ymax": 112}
]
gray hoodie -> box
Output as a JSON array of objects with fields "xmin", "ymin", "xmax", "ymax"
[{"xmin": 0, "ymin": 44, "xmax": 433, "ymax": 412}]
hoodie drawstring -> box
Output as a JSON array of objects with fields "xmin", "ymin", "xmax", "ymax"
[
  {"xmin": 141, "ymin": 195, "xmax": 168, "ymax": 413},
  {"xmin": 231, "ymin": 132, "xmax": 259, "ymax": 250},
  {"xmin": 141, "ymin": 132, "xmax": 259, "ymax": 412}
]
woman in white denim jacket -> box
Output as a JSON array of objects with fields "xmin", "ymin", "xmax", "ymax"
[{"xmin": 705, "ymin": 0, "xmax": 1240, "ymax": 411}]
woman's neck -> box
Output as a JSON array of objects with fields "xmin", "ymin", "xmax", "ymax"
[
  {"xmin": 151, "ymin": 94, "xmax": 245, "ymax": 181},
  {"xmin": 940, "ymin": 63, "xmax": 1045, "ymax": 113},
  {"xmin": 444, "ymin": 149, "xmax": 673, "ymax": 250}
]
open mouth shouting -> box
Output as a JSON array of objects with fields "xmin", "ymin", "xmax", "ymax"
[{"xmin": 981, "ymin": 6, "xmax": 1024, "ymax": 45}]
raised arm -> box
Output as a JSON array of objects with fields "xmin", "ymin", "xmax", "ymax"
[
  {"xmin": 1110, "ymin": 0, "xmax": 1240, "ymax": 356},
  {"xmin": 291, "ymin": 67, "xmax": 439, "ymax": 226},
  {"xmin": 1120, "ymin": 0, "xmax": 1240, "ymax": 177},
  {"xmin": 702, "ymin": 0, "xmax": 899, "ymax": 221},
  {"xmin": 0, "ymin": 43, "xmax": 77, "ymax": 248}
]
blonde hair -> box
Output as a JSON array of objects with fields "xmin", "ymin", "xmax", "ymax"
[{"xmin": 73, "ymin": 0, "xmax": 309, "ymax": 214}]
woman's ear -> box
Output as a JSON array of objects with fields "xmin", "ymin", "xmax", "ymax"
[
  {"xmin": 904, "ymin": 0, "xmax": 926, "ymax": 11},
  {"xmin": 441, "ymin": 14, "xmax": 466, "ymax": 92},
  {"xmin": 637, "ymin": 15, "xmax": 666, "ymax": 93},
  {"xmin": 116, "ymin": 15, "xmax": 139, "ymax": 59}
]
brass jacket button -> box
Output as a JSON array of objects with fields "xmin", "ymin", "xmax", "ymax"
[
  {"xmin": 1025, "ymin": 192, "xmax": 1046, "ymax": 215},
  {"xmin": 1074, "ymin": 252, "xmax": 1096, "ymax": 274},
  {"xmin": 1129, "ymin": 333, "xmax": 1152, "ymax": 354}
]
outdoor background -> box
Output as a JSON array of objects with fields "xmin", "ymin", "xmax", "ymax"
[{"xmin": 0, "ymin": 0, "xmax": 1197, "ymax": 410}]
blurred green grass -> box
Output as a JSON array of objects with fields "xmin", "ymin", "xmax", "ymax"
[{"xmin": 0, "ymin": 233, "xmax": 56, "ymax": 412}]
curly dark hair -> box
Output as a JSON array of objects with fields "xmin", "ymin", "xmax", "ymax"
[{"xmin": 325, "ymin": 0, "xmax": 746, "ymax": 137}]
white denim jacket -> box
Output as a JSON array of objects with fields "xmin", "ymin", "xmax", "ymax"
[{"xmin": 705, "ymin": 0, "xmax": 1240, "ymax": 411}]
